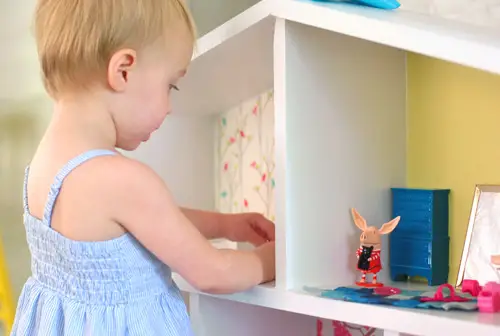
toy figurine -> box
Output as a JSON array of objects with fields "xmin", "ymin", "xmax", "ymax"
[{"xmin": 351, "ymin": 208, "xmax": 400, "ymax": 287}]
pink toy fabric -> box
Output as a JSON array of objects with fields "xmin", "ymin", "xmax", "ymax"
[
  {"xmin": 374, "ymin": 286, "xmax": 401, "ymax": 295},
  {"xmin": 420, "ymin": 284, "xmax": 470, "ymax": 303},
  {"xmin": 461, "ymin": 279, "xmax": 482, "ymax": 297}
]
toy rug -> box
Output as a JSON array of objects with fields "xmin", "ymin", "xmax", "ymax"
[{"xmin": 304, "ymin": 284, "xmax": 478, "ymax": 311}]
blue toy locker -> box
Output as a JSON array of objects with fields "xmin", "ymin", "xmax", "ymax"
[{"xmin": 390, "ymin": 188, "xmax": 450, "ymax": 286}]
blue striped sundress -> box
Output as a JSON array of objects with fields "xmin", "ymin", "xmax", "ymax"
[{"xmin": 11, "ymin": 149, "xmax": 194, "ymax": 335}]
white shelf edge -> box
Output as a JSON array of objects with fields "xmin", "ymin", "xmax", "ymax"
[
  {"xmin": 177, "ymin": 0, "xmax": 500, "ymax": 116},
  {"xmin": 272, "ymin": 17, "xmax": 288, "ymax": 290},
  {"xmin": 174, "ymin": 273, "xmax": 500, "ymax": 336},
  {"xmin": 273, "ymin": 0, "xmax": 500, "ymax": 75},
  {"xmin": 191, "ymin": 0, "xmax": 500, "ymax": 76},
  {"xmin": 192, "ymin": 0, "xmax": 276, "ymax": 60}
]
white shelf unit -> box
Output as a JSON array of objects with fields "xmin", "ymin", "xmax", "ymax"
[{"xmin": 134, "ymin": 0, "xmax": 500, "ymax": 335}]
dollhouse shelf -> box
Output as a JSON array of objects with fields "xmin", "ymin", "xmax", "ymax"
[
  {"xmin": 172, "ymin": 0, "xmax": 500, "ymax": 116},
  {"xmin": 276, "ymin": 0, "xmax": 500, "ymax": 75},
  {"xmin": 164, "ymin": 0, "xmax": 500, "ymax": 335},
  {"xmin": 174, "ymin": 274, "xmax": 500, "ymax": 336}
]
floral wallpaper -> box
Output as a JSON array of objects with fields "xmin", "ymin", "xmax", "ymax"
[
  {"xmin": 215, "ymin": 90, "xmax": 275, "ymax": 219},
  {"xmin": 213, "ymin": 89, "xmax": 381, "ymax": 335},
  {"xmin": 316, "ymin": 319, "xmax": 381, "ymax": 336}
]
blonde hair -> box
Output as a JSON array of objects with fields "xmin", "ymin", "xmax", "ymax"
[{"xmin": 34, "ymin": 0, "xmax": 196, "ymax": 99}]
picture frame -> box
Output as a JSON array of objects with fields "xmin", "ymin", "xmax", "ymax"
[{"xmin": 456, "ymin": 185, "xmax": 500, "ymax": 287}]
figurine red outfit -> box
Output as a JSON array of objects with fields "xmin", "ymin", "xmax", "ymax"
[
  {"xmin": 351, "ymin": 208, "xmax": 400, "ymax": 287},
  {"xmin": 356, "ymin": 247, "xmax": 382, "ymax": 273}
]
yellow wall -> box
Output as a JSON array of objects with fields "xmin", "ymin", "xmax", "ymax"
[{"xmin": 407, "ymin": 53, "xmax": 500, "ymax": 284}]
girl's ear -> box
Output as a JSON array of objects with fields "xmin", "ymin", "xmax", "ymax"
[
  {"xmin": 351, "ymin": 208, "xmax": 367, "ymax": 231},
  {"xmin": 379, "ymin": 216, "xmax": 401, "ymax": 235}
]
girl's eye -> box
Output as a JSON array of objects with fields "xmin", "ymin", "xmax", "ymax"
[{"xmin": 169, "ymin": 84, "xmax": 179, "ymax": 91}]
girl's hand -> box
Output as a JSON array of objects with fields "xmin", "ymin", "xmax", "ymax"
[{"xmin": 223, "ymin": 212, "xmax": 275, "ymax": 246}]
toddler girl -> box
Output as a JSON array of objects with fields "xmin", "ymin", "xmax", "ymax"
[{"xmin": 11, "ymin": 0, "xmax": 276, "ymax": 335}]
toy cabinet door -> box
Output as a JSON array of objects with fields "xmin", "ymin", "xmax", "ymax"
[
  {"xmin": 390, "ymin": 237, "xmax": 431, "ymax": 269},
  {"xmin": 392, "ymin": 189, "xmax": 433, "ymax": 234},
  {"xmin": 392, "ymin": 218, "xmax": 432, "ymax": 238}
]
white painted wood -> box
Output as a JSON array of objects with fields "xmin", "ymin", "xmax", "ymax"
[
  {"xmin": 189, "ymin": 0, "xmax": 262, "ymax": 37},
  {"xmin": 171, "ymin": 0, "xmax": 275, "ymax": 116},
  {"xmin": 383, "ymin": 331, "xmax": 401, "ymax": 336},
  {"xmin": 282, "ymin": 20, "xmax": 406, "ymax": 288},
  {"xmin": 189, "ymin": 294, "xmax": 314, "ymax": 336},
  {"xmin": 401, "ymin": 0, "xmax": 500, "ymax": 28},
  {"xmin": 210, "ymin": 238, "xmax": 238, "ymax": 249},
  {"xmin": 275, "ymin": 0, "xmax": 500, "ymax": 75},
  {"xmin": 187, "ymin": 294, "xmax": 202, "ymax": 334},
  {"xmin": 174, "ymin": 274, "xmax": 500, "ymax": 336},
  {"xmin": 173, "ymin": 0, "xmax": 500, "ymax": 119},
  {"xmin": 124, "ymin": 114, "xmax": 216, "ymax": 210},
  {"xmin": 272, "ymin": 18, "xmax": 288, "ymax": 290},
  {"xmin": 384, "ymin": 331, "xmax": 412, "ymax": 336}
]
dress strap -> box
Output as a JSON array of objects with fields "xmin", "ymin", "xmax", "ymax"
[
  {"xmin": 42, "ymin": 149, "xmax": 117, "ymax": 227},
  {"xmin": 23, "ymin": 166, "xmax": 30, "ymax": 214}
]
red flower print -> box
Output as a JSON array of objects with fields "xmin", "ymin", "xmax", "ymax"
[
  {"xmin": 250, "ymin": 161, "xmax": 257, "ymax": 168},
  {"xmin": 261, "ymin": 173, "xmax": 266, "ymax": 182},
  {"xmin": 316, "ymin": 319, "xmax": 323, "ymax": 336},
  {"xmin": 240, "ymin": 130, "xmax": 245, "ymax": 137},
  {"xmin": 332, "ymin": 321, "xmax": 352, "ymax": 336},
  {"xmin": 252, "ymin": 105, "xmax": 258, "ymax": 115},
  {"xmin": 244, "ymin": 199, "xmax": 249, "ymax": 207},
  {"xmin": 229, "ymin": 137, "xmax": 236, "ymax": 143},
  {"xmin": 223, "ymin": 162, "xmax": 228, "ymax": 171}
]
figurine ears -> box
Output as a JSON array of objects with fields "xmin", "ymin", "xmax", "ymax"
[
  {"xmin": 351, "ymin": 208, "xmax": 367, "ymax": 231},
  {"xmin": 379, "ymin": 216, "xmax": 401, "ymax": 235}
]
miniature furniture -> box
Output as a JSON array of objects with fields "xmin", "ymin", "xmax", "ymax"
[
  {"xmin": 390, "ymin": 188, "xmax": 450, "ymax": 286},
  {"xmin": 129, "ymin": 0, "xmax": 500, "ymax": 335}
]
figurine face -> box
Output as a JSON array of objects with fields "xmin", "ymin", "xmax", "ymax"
[
  {"xmin": 360, "ymin": 227, "xmax": 381, "ymax": 246},
  {"xmin": 351, "ymin": 208, "xmax": 400, "ymax": 248}
]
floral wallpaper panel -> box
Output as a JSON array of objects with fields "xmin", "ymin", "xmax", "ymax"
[{"xmin": 215, "ymin": 90, "xmax": 275, "ymax": 219}]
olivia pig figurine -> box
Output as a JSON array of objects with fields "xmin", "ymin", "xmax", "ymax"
[{"xmin": 351, "ymin": 208, "xmax": 401, "ymax": 287}]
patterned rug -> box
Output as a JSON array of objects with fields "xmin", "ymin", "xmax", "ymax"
[{"xmin": 306, "ymin": 285, "xmax": 478, "ymax": 311}]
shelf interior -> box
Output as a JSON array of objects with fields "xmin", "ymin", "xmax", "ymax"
[
  {"xmin": 281, "ymin": 20, "xmax": 406, "ymax": 288},
  {"xmin": 171, "ymin": 15, "xmax": 274, "ymax": 116},
  {"xmin": 135, "ymin": 1, "xmax": 500, "ymax": 334}
]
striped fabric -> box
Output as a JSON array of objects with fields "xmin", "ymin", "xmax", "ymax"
[{"xmin": 11, "ymin": 149, "xmax": 193, "ymax": 335}]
